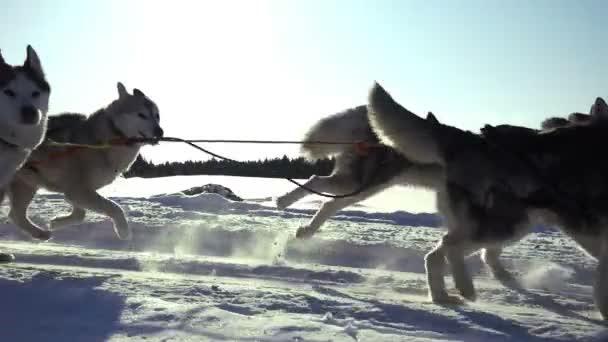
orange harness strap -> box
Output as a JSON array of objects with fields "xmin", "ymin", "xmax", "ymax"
[
  {"xmin": 27, "ymin": 146, "xmax": 85, "ymax": 167},
  {"xmin": 354, "ymin": 141, "xmax": 374, "ymax": 156},
  {"xmin": 26, "ymin": 137, "xmax": 132, "ymax": 168}
]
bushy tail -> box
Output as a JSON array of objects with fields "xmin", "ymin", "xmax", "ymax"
[
  {"xmin": 367, "ymin": 82, "xmax": 444, "ymax": 165},
  {"xmin": 300, "ymin": 106, "xmax": 374, "ymax": 160}
]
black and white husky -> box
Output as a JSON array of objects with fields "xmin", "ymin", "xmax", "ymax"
[
  {"xmin": 275, "ymin": 104, "xmax": 558, "ymax": 292},
  {"xmin": 368, "ymin": 82, "xmax": 608, "ymax": 319},
  {"xmin": 0, "ymin": 46, "xmax": 50, "ymax": 261}
]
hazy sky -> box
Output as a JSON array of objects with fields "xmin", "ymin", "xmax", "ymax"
[{"xmin": 1, "ymin": 0, "xmax": 606, "ymax": 163}]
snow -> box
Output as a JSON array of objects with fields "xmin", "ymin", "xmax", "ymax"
[{"xmin": 0, "ymin": 175, "xmax": 606, "ymax": 341}]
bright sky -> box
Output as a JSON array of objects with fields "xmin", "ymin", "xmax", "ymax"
[{"xmin": 1, "ymin": 0, "xmax": 606, "ymax": 164}]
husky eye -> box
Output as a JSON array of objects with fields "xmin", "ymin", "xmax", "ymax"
[
  {"xmin": 3, "ymin": 89, "xmax": 16, "ymax": 98},
  {"xmin": 137, "ymin": 113, "xmax": 148, "ymax": 120},
  {"xmin": 31, "ymin": 91, "xmax": 41, "ymax": 99}
]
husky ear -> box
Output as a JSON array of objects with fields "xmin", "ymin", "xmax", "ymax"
[
  {"xmin": 24, "ymin": 45, "xmax": 44, "ymax": 77},
  {"xmin": 591, "ymin": 97, "xmax": 608, "ymax": 118},
  {"xmin": 426, "ymin": 112, "xmax": 439, "ymax": 125},
  {"xmin": 541, "ymin": 117, "xmax": 569, "ymax": 130},
  {"xmin": 568, "ymin": 112, "xmax": 591, "ymax": 124},
  {"xmin": 133, "ymin": 88, "xmax": 146, "ymax": 97},
  {"xmin": 0, "ymin": 50, "xmax": 8, "ymax": 73},
  {"xmin": 117, "ymin": 82, "xmax": 129, "ymax": 99}
]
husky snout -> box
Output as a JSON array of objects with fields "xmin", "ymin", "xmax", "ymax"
[
  {"xmin": 153, "ymin": 124, "xmax": 164, "ymax": 137},
  {"xmin": 20, "ymin": 105, "xmax": 40, "ymax": 125}
]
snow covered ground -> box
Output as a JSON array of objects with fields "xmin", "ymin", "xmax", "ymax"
[{"xmin": 0, "ymin": 175, "xmax": 606, "ymax": 341}]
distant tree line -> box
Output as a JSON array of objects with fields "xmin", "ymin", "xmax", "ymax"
[{"xmin": 123, "ymin": 155, "xmax": 334, "ymax": 179}]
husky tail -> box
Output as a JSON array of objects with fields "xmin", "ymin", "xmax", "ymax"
[
  {"xmin": 300, "ymin": 105, "xmax": 375, "ymax": 160},
  {"xmin": 367, "ymin": 82, "xmax": 444, "ymax": 165}
]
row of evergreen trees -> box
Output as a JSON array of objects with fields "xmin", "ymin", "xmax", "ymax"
[{"xmin": 123, "ymin": 155, "xmax": 334, "ymax": 179}]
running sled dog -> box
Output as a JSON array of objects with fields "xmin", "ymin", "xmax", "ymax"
[
  {"xmin": 6, "ymin": 82, "xmax": 163, "ymax": 242},
  {"xmin": 0, "ymin": 45, "xmax": 50, "ymax": 261},
  {"xmin": 368, "ymin": 82, "xmax": 608, "ymax": 319},
  {"xmin": 275, "ymin": 105, "xmax": 442, "ymax": 239}
]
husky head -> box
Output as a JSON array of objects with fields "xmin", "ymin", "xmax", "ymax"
[
  {"xmin": 0, "ymin": 45, "xmax": 50, "ymax": 148},
  {"xmin": 105, "ymin": 82, "xmax": 163, "ymax": 140},
  {"xmin": 541, "ymin": 97, "xmax": 608, "ymax": 131}
]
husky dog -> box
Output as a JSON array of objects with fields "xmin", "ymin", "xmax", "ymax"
[
  {"xmin": 275, "ymin": 106, "xmax": 444, "ymax": 239},
  {"xmin": 6, "ymin": 82, "xmax": 163, "ymax": 241},
  {"xmin": 368, "ymin": 82, "xmax": 608, "ymax": 318},
  {"xmin": 0, "ymin": 46, "xmax": 50, "ymax": 189},
  {"xmin": 0, "ymin": 46, "xmax": 50, "ymax": 261}
]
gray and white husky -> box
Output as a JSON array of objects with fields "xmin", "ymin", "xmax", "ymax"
[
  {"xmin": 275, "ymin": 106, "xmax": 443, "ymax": 239},
  {"xmin": 6, "ymin": 82, "xmax": 163, "ymax": 241},
  {"xmin": 368, "ymin": 82, "xmax": 608, "ymax": 319},
  {"xmin": 0, "ymin": 46, "xmax": 50, "ymax": 189}
]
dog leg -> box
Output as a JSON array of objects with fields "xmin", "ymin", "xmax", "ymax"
[
  {"xmin": 443, "ymin": 233, "xmax": 477, "ymax": 301},
  {"xmin": 0, "ymin": 253, "xmax": 15, "ymax": 262},
  {"xmin": 425, "ymin": 238, "xmax": 463, "ymax": 304},
  {"xmin": 276, "ymin": 174, "xmax": 354, "ymax": 210},
  {"xmin": 50, "ymin": 206, "xmax": 86, "ymax": 231},
  {"xmin": 594, "ymin": 234, "xmax": 608, "ymax": 320},
  {"xmin": 7, "ymin": 178, "xmax": 50, "ymax": 240},
  {"xmin": 481, "ymin": 247, "xmax": 515, "ymax": 283},
  {"xmin": 0, "ymin": 169, "xmax": 14, "ymax": 189},
  {"xmin": 65, "ymin": 190, "xmax": 131, "ymax": 240},
  {"xmin": 0, "ymin": 186, "xmax": 12, "ymax": 261},
  {"xmin": 296, "ymin": 196, "xmax": 361, "ymax": 239}
]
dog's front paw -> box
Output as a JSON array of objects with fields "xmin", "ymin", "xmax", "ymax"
[
  {"xmin": 491, "ymin": 269, "xmax": 519, "ymax": 287},
  {"xmin": 456, "ymin": 282, "xmax": 477, "ymax": 302},
  {"xmin": 430, "ymin": 292, "xmax": 465, "ymax": 305},
  {"xmin": 295, "ymin": 225, "xmax": 316, "ymax": 239},
  {"xmin": 115, "ymin": 225, "xmax": 132, "ymax": 241},
  {"xmin": 0, "ymin": 253, "xmax": 15, "ymax": 263},
  {"xmin": 275, "ymin": 195, "xmax": 291, "ymax": 211},
  {"xmin": 115, "ymin": 228, "xmax": 133, "ymax": 241},
  {"xmin": 30, "ymin": 228, "xmax": 52, "ymax": 241},
  {"xmin": 460, "ymin": 289, "xmax": 477, "ymax": 302}
]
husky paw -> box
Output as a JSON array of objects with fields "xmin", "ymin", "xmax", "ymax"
[
  {"xmin": 0, "ymin": 253, "xmax": 15, "ymax": 263},
  {"xmin": 112, "ymin": 215, "xmax": 132, "ymax": 240},
  {"xmin": 492, "ymin": 269, "xmax": 519, "ymax": 286},
  {"xmin": 457, "ymin": 285, "xmax": 477, "ymax": 301},
  {"xmin": 30, "ymin": 228, "xmax": 52, "ymax": 241},
  {"xmin": 295, "ymin": 225, "xmax": 316, "ymax": 239},
  {"xmin": 460, "ymin": 290, "xmax": 477, "ymax": 302},
  {"xmin": 115, "ymin": 227, "xmax": 132, "ymax": 241},
  {"xmin": 430, "ymin": 293, "xmax": 465, "ymax": 305},
  {"xmin": 275, "ymin": 196, "xmax": 291, "ymax": 211}
]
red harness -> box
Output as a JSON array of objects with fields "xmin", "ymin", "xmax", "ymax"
[{"xmin": 26, "ymin": 137, "xmax": 132, "ymax": 168}]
